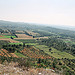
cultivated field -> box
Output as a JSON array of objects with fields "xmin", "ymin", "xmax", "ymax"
[
  {"xmin": 16, "ymin": 30, "xmax": 24, "ymax": 33},
  {"xmin": 0, "ymin": 38, "xmax": 20, "ymax": 43},
  {"xmin": 26, "ymin": 43, "xmax": 75, "ymax": 59},
  {"xmin": 0, "ymin": 35, "xmax": 16, "ymax": 38},
  {"xmin": 0, "ymin": 49, "xmax": 17, "ymax": 57},
  {"xmin": 16, "ymin": 34, "xmax": 33, "ymax": 38},
  {"xmin": 38, "ymin": 37, "xmax": 48, "ymax": 39},
  {"xmin": 14, "ymin": 38, "xmax": 36, "ymax": 40},
  {"xmin": 26, "ymin": 30, "xmax": 40, "ymax": 36},
  {"xmin": 20, "ymin": 46, "xmax": 51, "ymax": 59},
  {"xmin": 2, "ymin": 33, "xmax": 11, "ymax": 35}
]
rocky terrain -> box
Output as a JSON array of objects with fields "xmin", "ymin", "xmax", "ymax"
[{"xmin": 0, "ymin": 61, "xmax": 59, "ymax": 75}]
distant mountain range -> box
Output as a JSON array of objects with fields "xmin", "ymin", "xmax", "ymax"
[{"xmin": 0, "ymin": 20, "xmax": 75, "ymax": 31}]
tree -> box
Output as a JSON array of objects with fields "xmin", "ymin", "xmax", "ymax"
[
  {"xmin": 53, "ymin": 62, "xmax": 56, "ymax": 68},
  {"xmin": 49, "ymin": 48, "xmax": 52, "ymax": 52},
  {"xmin": 11, "ymin": 37, "xmax": 13, "ymax": 39},
  {"xmin": 33, "ymin": 36, "xmax": 35, "ymax": 38},
  {"xmin": 38, "ymin": 58, "xmax": 41, "ymax": 63},
  {"xmin": 23, "ymin": 42, "xmax": 25, "ymax": 47}
]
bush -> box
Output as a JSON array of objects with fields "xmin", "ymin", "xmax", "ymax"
[{"xmin": 18, "ymin": 59, "xmax": 31, "ymax": 68}]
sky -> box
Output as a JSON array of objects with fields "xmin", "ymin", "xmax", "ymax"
[{"xmin": 0, "ymin": 0, "xmax": 75, "ymax": 26}]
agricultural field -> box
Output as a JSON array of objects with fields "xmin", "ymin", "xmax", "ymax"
[
  {"xmin": 15, "ymin": 34, "xmax": 33, "ymax": 38},
  {"xmin": 0, "ymin": 21, "xmax": 75, "ymax": 75},
  {"xmin": 26, "ymin": 43, "xmax": 75, "ymax": 59},
  {"xmin": 20, "ymin": 46, "xmax": 51, "ymax": 59},
  {"xmin": 15, "ymin": 39, "xmax": 36, "ymax": 43},
  {"xmin": 0, "ymin": 35, "xmax": 16, "ymax": 38},
  {"xmin": 38, "ymin": 37, "xmax": 48, "ymax": 39},
  {"xmin": 0, "ymin": 49, "xmax": 18, "ymax": 58},
  {"xmin": 0, "ymin": 38, "xmax": 20, "ymax": 43},
  {"xmin": 26, "ymin": 30, "xmax": 40, "ymax": 36},
  {"xmin": 14, "ymin": 38, "xmax": 36, "ymax": 40},
  {"xmin": 14, "ymin": 51, "xmax": 27, "ymax": 58},
  {"xmin": 26, "ymin": 43, "xmax": 38, "ymax": 46},
  {"xmin": 2, "ymin": 33, "xmax": 11, "ymax": 36},
  {"xmin": 9, "ymin": 42, "xmax": 23, "ymax": 45},
  {"xmin": 15, "ymin": 30, "xmax": 25, "ymax": 34}
]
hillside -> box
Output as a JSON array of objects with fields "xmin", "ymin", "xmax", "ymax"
[
  {"xmin": 0, "ymin": 61, "xmax": 58, "ymax": 75},
  {"xmin": 0, "ymin": 20, "xmax": 75, "ymax": 75}
]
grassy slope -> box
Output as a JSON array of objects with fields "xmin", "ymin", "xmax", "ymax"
[
  {"xmin": 26, "ymin": 43, "xmax": 75, "ymax": 59},
  {"xmin": 9, "ymin": 43, "xmax": 23, "ymax": 45},
  {"xmin": 15, "ymin": 51, "xmax": 27, "ymax": 58},
  {"xmin": 8, "ymin": 42, "xmax": 75, "ymax": 59}
]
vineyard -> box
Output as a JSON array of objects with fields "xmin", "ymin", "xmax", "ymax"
[
  {"xmin": 0, "ymin": 46, "xmax": 51, "ymax": 60},
  {"xmin": 20, "ymin": 46, "xmax": 51, "ymax": 59},
  {"xmin": 0, "ymin": 49, "xmax": 16, "ymax": 57}
]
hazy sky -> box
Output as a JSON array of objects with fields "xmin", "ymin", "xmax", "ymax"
[{"xmin": 0, "ymin": 0, "xmax": 75, "ymax": 26}]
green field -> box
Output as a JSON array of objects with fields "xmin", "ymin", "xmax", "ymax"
[
  {"xmin": 27, "ymin": 43, "xmax": 75, "ymax": 59},
  {"xmin": 8, "ymin": 42, "xmax": 75, "ymax": 59},
  {"xmin": 0, "ymin": 35, "xmax": 16, "ymax": 38},
  {"xmin": 35, "ymin": 45, "xmax": 75, "ymax": 59},
  {"xmin": 26, "ymin": 43, "xmax": 38, "ymax": 45},
  {"xmin": 9, "ymin": 42, "xmax": 23, "ymax": 45},
  {"xmin": 15, "ymin": 39, "xmax": 36, "ymax": 43},
  {"xmin": 15, "ymin": 51, "xmax": 27, "ymax": 58}
]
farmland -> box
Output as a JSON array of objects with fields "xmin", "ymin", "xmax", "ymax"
[
  {"xmin": 0, "ymin": 49, "xmax": 17, "ymax": 58},
  {"xmin": 9, "ymin": 42, "xmax": 23, "ymax": 45},
  {"xmin": 25, "ymin": 43, "xmax": 75, "ymax": 59},
  {"xmin": 0, "ymin": 38, "xmax": 20, "ymax": 43},
  {"xmin": 15, "ymin": 51, "xmax": 27, "ymax": 58},
  {"xmin": 15, "ymin": 34, "xmax": 33, "ymax": 38},
  {"xmin": 0, "ymin": 35, "xmax": 16, "ymax": 38},
  {"xmin": 35, "ymin": 45, "xmax": 75, "ymax": 59},
  {"xmin": 15, "ymin": 39, "xmax": 36, "ymax": 43},
  {"xmin": 26, "ymin": 30, "xmax": 40, "ymax": 36},
  {"xmin": 20, "ymin": 47, "xmax": 51, "ymax": 59},
  {"xmin": 0, "ymin": 20, "xmax": 75, "ymax": 75}
]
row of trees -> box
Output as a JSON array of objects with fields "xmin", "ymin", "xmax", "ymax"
[{"xmin": 2, "ymin": 42, "xmax": 30, "ymax": 53}]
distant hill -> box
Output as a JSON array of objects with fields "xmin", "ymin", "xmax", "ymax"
[{"xmin": 0, "ymin": 20, "xmax": 75, "ymax": 38}]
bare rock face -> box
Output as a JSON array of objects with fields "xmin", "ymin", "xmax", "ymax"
[{"xmin": 0, "ymin": 62, "xmax": 60, "ymax": 75}]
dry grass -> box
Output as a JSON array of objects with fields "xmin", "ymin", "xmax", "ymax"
[{"xmin": 0, "ymin": 61, "xmax": 60, "ymax": 75}]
